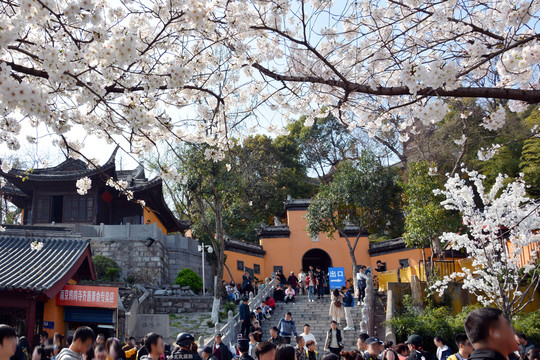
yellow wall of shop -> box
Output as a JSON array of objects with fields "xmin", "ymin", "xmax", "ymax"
[{"xmin": 43, "ymin": 296, "xmax": 66, "ymax": 339}]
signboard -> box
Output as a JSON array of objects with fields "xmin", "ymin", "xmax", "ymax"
[
  {"xmin": 43, "ymin": 321, "xmax": 54, "ymax": 329},
  {"xmin": 56, "ymin": 285, "xmax": 118, "ymax": 309},
  {"xmin": 328, "ymin": 267, "xmax": 346, "ymax": 289}
]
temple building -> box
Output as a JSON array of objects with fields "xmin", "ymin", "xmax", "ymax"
[
  {"xmin": 0, "ymin": 148, "xmax": 189, "ymax": 234},
  {"xmin": 224, "ymin": 198, "xmax": 436, "ymax": 285}
]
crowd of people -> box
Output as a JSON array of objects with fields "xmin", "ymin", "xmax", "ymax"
[
  {"xmin": 1, "ymin": 282, "xmax": 538, "ymax": 360},
  {"xmin": 342, "ymin": 308, "xmax": 538, "ymax": 360}
]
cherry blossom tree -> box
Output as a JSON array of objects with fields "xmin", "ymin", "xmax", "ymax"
[
  {"xmin": 432, "ymin": 170, "xmax": 540, "ymax": 319},
  {"xmin": 1, "ymin": 0, "xmax": 540, "ymax": 321},
  {"xmin": 1, "ymin": 0, "xmax": 539, "ymax": 163}
]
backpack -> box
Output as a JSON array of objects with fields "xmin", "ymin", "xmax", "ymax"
[{"xmin": 334, "ymin": 298, "xmax": 342, "ymax": 308}]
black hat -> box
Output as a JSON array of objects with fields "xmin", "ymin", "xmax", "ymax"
[
  {"xmin": 405, "ymin": 334, "xmax": 423, "ymax": 347},
  {"xmin": 176, "ymin": 332, "xmax": 195, "ymax": 347},
  {"xmin": 203, "ymin": 347, "xmax": 213, "ymax": 354},
  {"xmin": 237, "ymin": 339, "xmax": 249, "ymax": 352},
  {"xmin": 366, "ymin": 337, "xmax": 384, "ymax": 345}
]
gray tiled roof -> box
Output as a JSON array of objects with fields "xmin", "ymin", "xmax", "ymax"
[{"xmin": 0, "ymin": 234, "xmax": 90, "ymax": 293}]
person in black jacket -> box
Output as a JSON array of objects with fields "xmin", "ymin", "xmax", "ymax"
[
  {"xmin": 212, "ymin": 335, "xmax": 232, "ymax": 360},
  {"xmin": 273, "ymin": 286, "xmax": 285, "ymax": 303},
  {"xmin": 364, "ymin": 337, "xmax": 384, "ymax": 360},
  {"xmin": 324, "ymin": 321, "xmax": 343, "ymax": 356},
  {"xmin": 239, "ymin": 297, "xmax": 251, "ymax": 339},
  {"xmin": 465, "ymin": 308, "xmax": 519, "ymax": 360},
  {"xmin": 237, "ymin": 339, "xmax": 254, "ymax": 360},
  {"xmin": 277, "ymin": 271, "xmax": 288, "ymax": 287},
  {"xmin": 405, "ymin": 335, "xmax": 435, "ymax": 360},
  {"xmin": 168, "ymin": 333, "xmax": 201, "ymax": 360},
  {"xmin": 314, "ymin": 268, "xmax": 325, "ymax": 299}
]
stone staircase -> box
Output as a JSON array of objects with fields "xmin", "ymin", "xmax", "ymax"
[{"xmin": 259, "ymin": 294, "xmax": 367, "ymax": 351}]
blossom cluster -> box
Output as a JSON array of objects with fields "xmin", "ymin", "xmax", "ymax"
[
  {"xmin": 0, "ymin": 0, "xmax": 537, "ymax": 187},
  {"xmin": 482, "ymin": 105, "xmax": 507, "ymax": 131},
  {"xmin": 432, "ymin": 170, "xmax": 540, "ymax": 315},
  {"xmin": 477, "ymin": 144, "xmax": 502, "ymax": 161},
  {"xmin": 1, "ymin": 160, "xmax": 12, "ymax": 174},
  {"xmin": 30, "ymin": 241, "xmax": 44, "ymax": 251},
  {"xmin": 76, "ymin": 177, "xmax": 92, "ymax": 195}
]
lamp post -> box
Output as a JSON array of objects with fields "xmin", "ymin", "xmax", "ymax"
[{"xmin": 198, "ymin": 244, "xmax": 213, "ymax": 295}]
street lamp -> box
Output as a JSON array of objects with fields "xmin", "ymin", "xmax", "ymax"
[{"xmin": 198, "ymin": 244, "xmax": 213, "ymax": 295}]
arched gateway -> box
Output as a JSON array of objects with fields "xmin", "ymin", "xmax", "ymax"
[{"xmin": 302, "ymin": 248, "xmax": 333, "ymax": 272}]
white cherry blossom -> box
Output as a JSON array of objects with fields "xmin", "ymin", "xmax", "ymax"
[
  {"xmin": 432, "ymin": 170, "xmax": 540, "ymax": 317},
  {"xmin": 76, "ymin": 177, "xmax": 92, "ymax": 195}
]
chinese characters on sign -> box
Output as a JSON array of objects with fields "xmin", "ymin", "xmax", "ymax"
[
  {"xmin": 56, "ymin": 285, "xmax": 118, "ymax": 309},
  {"xmin": 328, "ymin": 267, "xmax": 346, "ymax": 289}
]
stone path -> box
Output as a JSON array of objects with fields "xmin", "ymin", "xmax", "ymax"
[{"xmin": 259, "ymin": 294, "xmax": 369, "ymax": 351}]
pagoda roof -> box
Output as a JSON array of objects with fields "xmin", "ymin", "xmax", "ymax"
[
  {"xmin": 0, "ymin": 149, "xmax": 189, "ymax": 234},
  {"xmin": 0, "ymin": 148, "xmax": 119, "ymax": 196},
  {"xmin": 0, "ymin": 226, "xmax": 95, "ymax": 299},
  {"xmin": 258, "ymin": 223, "xmax": 291, "ymax": 238},
  {"xmin": 284, "ymin": 197, "xmax": 311, "ymax": 211}
]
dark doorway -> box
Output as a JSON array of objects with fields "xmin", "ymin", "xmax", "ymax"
[
  {"xmin": 52, "ymin": 196, "xmax": 63, "ymax": 223},
  {"xmin": 302, "ymin": 248, "xmax": 333, "ymax": 273}
]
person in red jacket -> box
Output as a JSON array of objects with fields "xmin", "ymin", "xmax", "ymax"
[
  {"xmin": 305, "ymin": 272, "xmax": 316, "ymax": 303},
  {"xmin": 265, "ymin": 296, "xmax": 276, "ymax": 311}
]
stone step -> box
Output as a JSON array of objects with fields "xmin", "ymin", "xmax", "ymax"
[{"xmin": 254, "ymin": 297, "xmax": 366, "ymax": 349}]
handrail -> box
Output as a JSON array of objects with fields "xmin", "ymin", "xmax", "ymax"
[
  {"xmin": 359, "ymin": 272, "xmax": 375, "ymax": 334},
  {"xmin": 202, "ymin": 276, "xmax": 277, "ymax": 348}
]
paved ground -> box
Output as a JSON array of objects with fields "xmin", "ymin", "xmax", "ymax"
[{"xmin": 169, "ymin": 311, "xmax": 215, "ymax": 345}]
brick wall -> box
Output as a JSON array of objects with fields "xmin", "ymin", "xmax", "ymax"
[{"xmin": 82, "ymin": 224, "xmax": 213, "ymax": 287}]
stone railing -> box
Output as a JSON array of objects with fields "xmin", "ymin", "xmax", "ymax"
[
  {"xmin": 385, "ymin": 288, "xmax": 397, "ymax": 344},
  {"xmin": 201, "ymin": 276, "xmax": 277, "ymax": 348},
  {"xmin": 359, "ymin": 272, "xmax": 375, "ymax": 334}
]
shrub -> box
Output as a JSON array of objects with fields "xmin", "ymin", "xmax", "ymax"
[
  {"xmin": 389, "ymin": 299, "xmax": 540, "ymax": 353},
  {"xmin": 93, "ymin": 255, "xmax": 121, "ymax": 282},
  {"xmin": 514, "ymin": 310, "xmax": 540, "ymax": 345},
  {"xmin": 389, "ymin": 296, "xmax": 481, "ymax": 353},
  {"xmin": 174, "ymin": 268, "xmax": 203, "ymax": 293},
  {"xmin": 224, "ymin": 301, "xmax": 236, "ymax": 314}
]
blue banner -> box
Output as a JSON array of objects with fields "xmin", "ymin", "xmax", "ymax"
[{"xmin": 328, "ymin": 267, "xmax": 346, "ymax": 289}]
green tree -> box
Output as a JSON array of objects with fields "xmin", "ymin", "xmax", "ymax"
[
  {"xmin": 519, "ymin": 107, "xmax": 540, "ymax": 197},
  {"xmin": 174, "ymin": 143, "xmax": 240, "ymax": 322},
  {"xmin": 286, "ymin": 113, "xmax": 357, "ymax": 182},
  {"xmin": 161, "ymin": 138, "xmax": 315, "ymax": 322},
  {"xmin": 306, "ymin": 152, "xmax": 403, "ymax": 276},
  {"xmin": 402, "ymin": 162, "xmax": 460, "ymax": 269},
  {"xmin": 224, "ymin": 135, "xmax": 317, "ymax": 242}
]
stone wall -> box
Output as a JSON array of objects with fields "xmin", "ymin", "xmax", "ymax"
[
  {"xmin": 80, "ymin": 224, "xmax": 213, "ymax": 287},
  {"xmin": 151, "ymin": 295, "xmax": 214, "ymax": 314},
  {"xmin": 90, "ymin": 237, "xmax": 170, "ymax": 284}
]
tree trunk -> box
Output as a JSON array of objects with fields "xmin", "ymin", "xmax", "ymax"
[
  {"xmin": 421, "ymin": 248, "xmax": 427, "ymax": 282},
  {"xmin": 431, "ymin": 236, "xmax": 444, "ymax": 259},
  {"xmin": 211, "ymin": 199, "xmax": 226, "ymax": 324},
  {"xmin": 350, "ymin": 249, "xmax": 358, "ymax": 293},
  {"xmin": 336, "ymin": 227, "xmax": 358, "ymax": 293}
]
